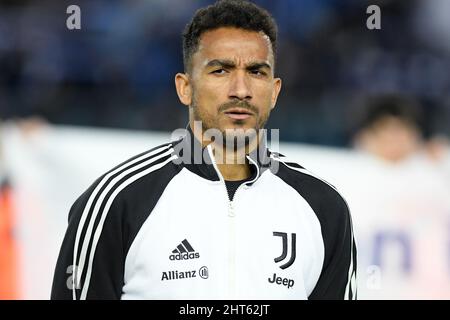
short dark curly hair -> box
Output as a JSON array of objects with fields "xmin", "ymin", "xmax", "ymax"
[
  {"xmin": 182, "ymin": 0, "xmax": 278, "ymax": 73},
  {"xmin": 360, "ymin": 95, "xmax": 423, "ymax": 130}
]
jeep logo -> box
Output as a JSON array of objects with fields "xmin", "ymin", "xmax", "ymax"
[{"xmin": 268, "ymin": 273, "xmax": 295, "ymax": 289}]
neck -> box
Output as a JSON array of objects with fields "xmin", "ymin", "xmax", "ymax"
[
  {"xmin": 216, "ymin": 162, "xmax": 251, "ymax": 181},
  {"xmin": 189, "ymin": 122, "xmax": 261, "ymax": 181},
  {"xmin": 214, "ymin": 146, "xmax": 252, "ymax": 181}
]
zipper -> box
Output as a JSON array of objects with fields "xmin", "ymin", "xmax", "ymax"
[
  {"xmin": 206, "ymin": 145, "xmax": 260, "ymax": 298},
  {"xmin": 206, "ymin": 145, "xmax": 236, "ymax": 298}
]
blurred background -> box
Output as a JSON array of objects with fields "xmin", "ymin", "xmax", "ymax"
[{"xmin": 1, "ymin": 0, "xmax": 450, "ymax": 299}]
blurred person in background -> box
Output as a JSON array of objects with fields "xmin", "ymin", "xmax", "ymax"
[
  {"xmin": 347, "ymin": 94, "xmax": 450, "ymax": 299},
  {"xmin": 353, "ymin": 94, "xmax": 450, "ymax": 181},
  {"xmin": 353, "ymin": 95, "xmax": 424, "ymax": 164}
]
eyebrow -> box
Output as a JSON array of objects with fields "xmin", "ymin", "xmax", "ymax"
[{"xmin": 205, "ymin": 59, "xmax": 272, "ymax": 71}]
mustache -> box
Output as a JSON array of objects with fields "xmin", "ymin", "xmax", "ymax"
[{"xmin": 218, "ymin": 99, "xmax": 259, "ymax": 114}]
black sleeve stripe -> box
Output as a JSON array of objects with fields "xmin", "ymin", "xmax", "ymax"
[
  {"xmin": 349, "ymin": 237, "xmax": 358, "ymax": 299},
  {"xmin": 72, "ymin": 143, "xmax": 174, "ymax": 299},
  {"xmin": 345, "ymin": 216, "xmax": 357, "ymax": 300}
]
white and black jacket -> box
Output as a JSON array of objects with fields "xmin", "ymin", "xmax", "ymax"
[{"xmin": 51, "ymin": 128, "xmax": 357, "ymax": 300}]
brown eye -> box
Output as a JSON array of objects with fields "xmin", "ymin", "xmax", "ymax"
[
  {"xmin": 211, "ymin": 69, "xmax": 227, "ymax": 75},
  {"xmin": 250, "ymin": 69, "xmax": 266, "ymax": 76}
]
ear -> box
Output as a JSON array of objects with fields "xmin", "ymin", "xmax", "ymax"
[
  {"xmin": 270, "ymin": 77, "xmax": 282, "ymax": 110},
  {"xmin": 175, "ymin": 73, "xmax": 192, "ymax": 107}
]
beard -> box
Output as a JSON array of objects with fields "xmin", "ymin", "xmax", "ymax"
[{"xmin": 191, "ymin": 96, "xmax": 270, "ymax": 150}]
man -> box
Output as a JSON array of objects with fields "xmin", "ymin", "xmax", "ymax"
[{"xmin": 51, "ymin": 0, "xmax": 356, "ymax": 300}]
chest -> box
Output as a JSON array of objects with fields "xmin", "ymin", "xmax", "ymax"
[{"xmin": 121, "ymin": 172, "xmax": 324, "ymax": 299}]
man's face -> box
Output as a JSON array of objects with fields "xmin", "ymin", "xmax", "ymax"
[{"xmin": 178, "ymin": 27, "xmax": 282, "ymax": 140}]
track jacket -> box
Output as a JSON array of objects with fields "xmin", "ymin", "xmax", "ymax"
[{"xmin": 51, "ymin": 128, "xmax": 357, "ymax": 300}]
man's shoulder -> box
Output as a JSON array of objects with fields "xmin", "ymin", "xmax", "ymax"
[
  {"xmin": 66, "ymin": 140, "xmax": 183, "ymax": 225},
  {"xmin": 76, "ymin": 141, "xmax": 181, "ymax": 208},
  {"xmin": 270, "ymin": 153, "xmax": 350, "ymax": 218},
  {"xmin": 105, "ymin": 141, "xmax": 176, "ymax": 176}
]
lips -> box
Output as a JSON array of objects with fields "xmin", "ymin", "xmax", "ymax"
[{"xmin": 224, "ymin": 107, "xmax": 254, "ymax": 120}]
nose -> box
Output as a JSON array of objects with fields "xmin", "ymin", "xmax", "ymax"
[{"xmin": 228, "ymin": 71, "xmax": 252, "ymax": 101}]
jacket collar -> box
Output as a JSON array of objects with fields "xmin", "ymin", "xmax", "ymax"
[{"xmin": 172, "ymin": 125, "xmax": 272, "ymax": 185}]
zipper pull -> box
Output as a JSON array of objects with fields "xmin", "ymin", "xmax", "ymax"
[{"xmin": 228, "ymin": 202, "xmax": 235, "ymax": 217}]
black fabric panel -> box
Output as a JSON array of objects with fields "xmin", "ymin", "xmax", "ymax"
[{"xmin": 224, "ymin": 176, "xmax": 252, "ymax": 201}]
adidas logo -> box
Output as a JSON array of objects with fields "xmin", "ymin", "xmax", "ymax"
[{"xmin": 169, "ymin": 239, "xmax": 200, "ymax": 260}]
